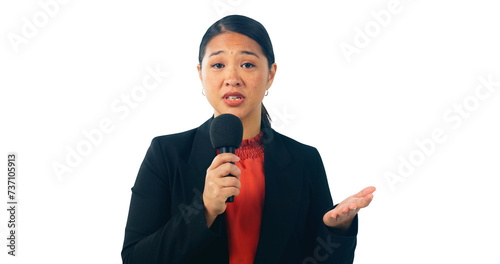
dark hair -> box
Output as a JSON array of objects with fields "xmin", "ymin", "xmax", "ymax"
[{"xmin": 198, "ymin": 15, "xmax": 274, "ymax": 127}]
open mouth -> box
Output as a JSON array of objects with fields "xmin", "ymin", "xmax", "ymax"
[
  {"xmin": 226, "ymin": 95, "xmax": 243, "ymax": 101},
  {"xmin": 223, "ymin": 92, "xmax": 245, "ymax": 106}
]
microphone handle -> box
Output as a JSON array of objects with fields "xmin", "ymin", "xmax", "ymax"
[{"xmin": 219, "ymin": 146, "xmax": 236, "ymax": 203}]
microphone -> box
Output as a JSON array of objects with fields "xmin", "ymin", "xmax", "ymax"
[{"xmin": 209, "ymin": 114, "xmax": 243, "ymax": 203}]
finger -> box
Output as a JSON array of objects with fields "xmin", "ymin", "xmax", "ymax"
[
  {"xmin": 361, "ymin": 194, "xmax": 374, "ymax": 207},
  {"xmin": 336, "ymin": 210, "xmax": 346, "ymax": 219},
  {"xmin": 341, "ymin": 203, "xmax": 359, "ymax": 217},
  {"xmin": 325, "ymin": 212, "xmax": 339, "ymax": 225},
  {"xmin": 221, "ymin": 176, "xmax": 241, "ymax": 189},
  {"xmin": 211, "ymin": 162, "xmax": 241, "ymax": 179},
  {"xmin": 342, "ymin": 206, "xmax": 358, "ymax": 217},
  {"xmin": 330, "ymin": 205, "xmax": 350, "ymax": 218},
  {"xmin": 334, "ymin": 211, "xmax": 350, "ymax": 222},
  {"xmin": 339, "ymin": 203, "xmax": 356, "ymax": 213},
  {"xmin": 229, "ymin": 164, "xmax": 241, "ymax": 179},
  {"xmin": 220, "ymin": 187, "xmax": 240, "ymax": 200},
  {"xmin": 208, "ymin": 153, "xmax": 240, "ymax": 171},
  {"xmin": 354, "ymin": 186, "xmax": 376, "ymax": 198},
  {"xmin": 354, "ymin": 193, "xmax": 374, "ymax": 207},
  {"xmin": 329, "ymin": 211, "xmax": 338, "ymax": 219},
  {"xmin": 324, "ymin": 213, "xmax": 345, "ymax": 227},
  {"xmin": 326, "ymin": 209, "xmax": 352, "ymax": 223}
]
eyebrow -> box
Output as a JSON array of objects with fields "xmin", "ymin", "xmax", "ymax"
[{"xmin": 208, "ymin": 50, "xmax": 260, "ymax": 59}]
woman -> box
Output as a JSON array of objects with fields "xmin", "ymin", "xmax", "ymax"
[{"xmin": 121, "ymin": 15, "xmax": 375, "ymax": 264}]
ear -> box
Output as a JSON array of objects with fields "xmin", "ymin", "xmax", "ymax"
[
  {"xmin": 197, "ymin": 64, "xmax": 202, "ymax": 81},
  {"xmin": 266, "ymin": 63, "xmax": 277, "ymax": 90}
]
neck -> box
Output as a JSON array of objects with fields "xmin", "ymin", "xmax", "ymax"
[
  {"xmin": 241, "ymin": 114, "xmax": 261, "ymax": 140},
  {"xmin": 240, "ymin": 105, "xmax": 262, "ymax": 140}
]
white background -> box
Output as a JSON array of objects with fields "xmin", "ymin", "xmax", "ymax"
[{"xmin": 1, "ymin": 0, "xmax": 499, "ymax": 263}]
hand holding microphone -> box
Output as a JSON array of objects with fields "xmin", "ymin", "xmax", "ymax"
[{"xmin": 203, "ymin": 114, "xmax": 243, "ymax": 227}]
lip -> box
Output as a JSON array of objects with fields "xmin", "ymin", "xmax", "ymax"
[{"xmin": 222, "ymin": 92, "xmax": 245, "ymax": 107}]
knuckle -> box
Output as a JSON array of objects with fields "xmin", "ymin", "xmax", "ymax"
[
  {"xmin": 225, "ymin": 177, "xmax": 239, "ymax": 186},
  {"xmin": 211, "ymin": 187, "xmax": 220, "ymax": 197},
  {"xmin": 233, "ymin": 178, "xmax": 241, "ymax": 187},
  {"xmin": 206, "ymin": 180, "xmax": 215, "ymax": 188}
]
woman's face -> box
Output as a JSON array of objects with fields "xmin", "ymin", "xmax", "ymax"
[{"xmin": 198, "ymin": 32, "xmax": 276, "ymax": 124}]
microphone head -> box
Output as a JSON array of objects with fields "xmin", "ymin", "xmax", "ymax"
[{"xmin": 210, "ymin": 114, "xmax": 243, "ymax": 149}]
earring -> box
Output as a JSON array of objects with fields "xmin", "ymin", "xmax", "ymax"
[
  {"xmin": 202, "ymin": 89, "xmax": 205, "ymax": 96},
  {"xmin": 265, "ymin": 90, "xmax": 269, "ymax": 96}
]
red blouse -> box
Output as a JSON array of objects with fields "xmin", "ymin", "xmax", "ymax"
[{"xmin": 225, "ymin": 132, "xmax": 265, "ymax": 264}]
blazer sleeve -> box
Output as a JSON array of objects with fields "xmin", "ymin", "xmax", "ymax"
[
  {"xmin": 307, "ymin": 148, "xmax": 358, "ymax": 264},
  {"xmin": 121, "ymin": 137, "xmax": 222, "ymax": 264}
]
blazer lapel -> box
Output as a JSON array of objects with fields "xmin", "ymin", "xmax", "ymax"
[
  {"xmin": 178, "ymin": 118, "xmax": 217, "ymax": 209},
  {"xmin": 187, "ymin": 117, "xmax": 217, "ymax": 172},
  {"xmin": 254, "ymin": 125, "xmax": 303, "ymax": 263}
]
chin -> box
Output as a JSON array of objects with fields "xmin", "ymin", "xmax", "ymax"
[
  {"xmin": 215, "ymin": 108, "xmax": 244, "ymax": 120},
  {"xmin": 219, "ymin": 110, "xmax": 243, "ymax": 118},
  {"xmin": 215, "ymin": 104, "xmax": 259, "ymax": 122}
]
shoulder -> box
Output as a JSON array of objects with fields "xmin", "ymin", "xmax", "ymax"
[
  {"xmin": 152, "ymin": 127, "xmax": 198, "ymax": 147},
  {"xmin": 270, "ymin": 129, "xmax": 321, "ymax": 159},
  {"xmin": 149, "ymin": 127, "xmax": 198, "ymax": 159},
  {"xmin": 268, "ymin": 130, "xmax": 328, "ymax": 187}
]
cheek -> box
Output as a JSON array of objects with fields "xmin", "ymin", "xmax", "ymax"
[
  {"xmin": 202, "ymin": 72, "xmax": 221, "ymax": 89},
  {"xmin": 255, "ymin": 74, "xmax": 270, "ymax": 96},
  {"xmin": 246, "ymin": 71, "xmax": 268, "ymax": 88}
]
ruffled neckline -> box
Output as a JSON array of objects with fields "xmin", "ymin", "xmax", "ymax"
[{"xmin": 236, "ymin": 132, "xmax": 264, "ymax": 160}]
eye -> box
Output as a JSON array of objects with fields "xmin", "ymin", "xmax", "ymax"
[
  {"xmin": 211, "ymin": 63, "xmax": 225, "ymax": 69},
  {"xmin": 241, "ymin": 63, "xmax": 255, "ymax": 69}
]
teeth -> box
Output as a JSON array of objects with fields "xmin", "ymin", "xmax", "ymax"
[{"xmin": 227, "ymin": 96, "xmax": 242, "ymax": 100}]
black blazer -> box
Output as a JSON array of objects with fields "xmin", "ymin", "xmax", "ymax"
[{"xmin": 122, "ymin": 117, "xmax": 358, "ymax": 263}]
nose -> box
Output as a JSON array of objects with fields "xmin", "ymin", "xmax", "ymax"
[{"xmin": 225, "ymin": 66, "xmax": 241, "ymax": 87}]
